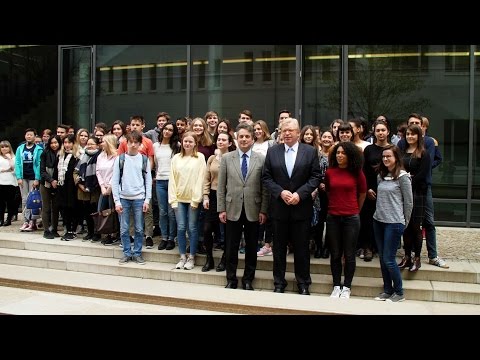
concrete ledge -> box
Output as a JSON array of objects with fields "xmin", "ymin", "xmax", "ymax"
[{"xmin": 0, "ymin": 264, "xmax": 479, "ymax": 315}]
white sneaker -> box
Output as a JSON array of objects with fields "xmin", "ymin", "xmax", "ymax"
[
  {"xmin": 19, "ymin": 222, "xmax": 29, "ymax": 231},
  {"xmin": 330, "ymin": 286, "xmax": 342, "ymax": 298},
  {"xmin": 184, "ymin": 256, "xmax": 195, "ymax": 270},
  {"xmin": 339, "ymin": 286, "xmax": 351, "ymax": 299},
  {"xmin": 176, "ymin": 256, "xmax": 187, "ymax": 269},
  {"xmin": 257, "ymin": 245, "xmax": 273, "ymax": 256}
]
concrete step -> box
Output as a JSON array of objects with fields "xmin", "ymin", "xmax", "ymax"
[
  {"xmin": 1, "ymin": 247, "xmax": 479, "ymax": 304},
  {"xmin": 0, "ymin": 234, "xmax": 476, "ymax": 284},
  {"xmin": 1, "ymin": 263, "xmax": 479, "ymax": 315}
]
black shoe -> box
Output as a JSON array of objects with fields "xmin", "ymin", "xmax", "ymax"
[
  {"xmin": 157, "ymin": 240, "xmax": 167, "ymax": 250},
  {"xmin": 314, "ymin": 248, "xmax": 322, "ymax": 258},
  {"xmin": 91, "ymin": 234, "xmax": 102, "ymax": 242},
  {"xmin": 0, "ymin": 219, "xmax": 3, "ymax": 226},
  {"xmin": 61, "ymin": 232, "xmax": 75, "ymax": 241},
  {"xmin": 2, "ymin": 218, "xmax": 12, "ymax": 226},
  {"xmin": 43, "ymin": 230, "xmax": 54, "ymax": 239},
  {"xmin": 225, "ymin": 281, "xmax": 237, "ymax": 289},
  {"xmin": 145, "ymin": 236, "xmax": 154, "ymax": 249},
  {"xmin": 321, "ymin": 248, "xmax": 330, "ymax": 259},
  {"xmin": 82, "ymin": 233, "xmax": 93, "ymax": 241},
  {"xmin": 103, "ymin": 235, "xmax": 116, "ymax": 246},
  {"xmin": 298, "ymin": 286, "xmax": 310, "ymax": 295},
  {"xmin": 216, "ymin": 253, "xmax": 226, "ymax": 272},
  {"xmin": 273, "ymin": 287, "xmax": 285, "ymax": 293},
  {"xmin": 242, "ymin": 282, "xmax": 254, "ymax": 291},
  {"xmin": 165, "ymin": 240, "xmax": 175, "ymax": 250},
  {"xmin": 201, "ymin": 255, "xmax": 215, "ymax": 272},
  {"xmin": 51, "ymin": 230, "xmax": 61, "ymax": 238}
]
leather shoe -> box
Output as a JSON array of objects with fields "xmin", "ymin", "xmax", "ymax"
[
  {"xmin": 273, "ymin": 287, "xmax": 284, "ymax": 293},
  {"xmin": 298, "ymin": 286, "xmax": 310, "ymax": 295},
  {"xmin": 242, "ymin": 282, "xmax": 254, "ymax": 291},
  {"xmin": 225, "ymin": 281, "xmax": 237, "ymax": 289},
  {"xmin": 314, "ymin": 248, "xmax": 322, "ymax": 258},
  {"xmin": 321, "ymin": 248, "xmax": 330, "ymax": 258}
]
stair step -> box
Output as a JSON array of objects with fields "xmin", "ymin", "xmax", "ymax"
[
  {"xmin": 1, "ymin": 263, "xmax": 479, "ymax": 315},
  {"xmin": 1, "ymin": 247, "xmax": 479, "ymax": 304},
  {"xmin": 0, "ymin": 235, "xmax": 475, "ymax": 283}
]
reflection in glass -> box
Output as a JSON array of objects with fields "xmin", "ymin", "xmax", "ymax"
[
  {"xmin": 0, "ymin": 45, "xmax": 58, "ymax": 148},
  {"xmin": 302, "ymin": 45, "xmax": 341, "ymax": 127},
  {"xmin": 62, "ymin": 46, "xmax": 92, "ymax": 130},
  {"xmin": 348, "ymin": 45, "xmax": 470, "ymax": 199},
  {"xmin": 95, "ymin": 45, "xmax": 187, "ymax": 129},
  {"xmin": 473, "ymin": 45, "xmax": 480, "ymax": 199},
  {"xmin": 434, "ymin": 202, "xmax": 466, "ymax": 223},
  {"xmin": 190, "ymin": 45, "xmax": 296, "ymax": 132}
]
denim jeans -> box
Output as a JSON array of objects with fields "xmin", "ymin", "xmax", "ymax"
[
  {"xmin": 119, "ymin": 198, "xmax": 144, "ymax": 257},
  {"xmin": 326, "ymin": 214, "xmax": 360, "ymax": 289},
  {"xmin": 423, "ymin": 185, "xmax": 437, "ymax": 259},
  {"xmin": 156, "ymin": 180, "xmax": 176, "ymax": 241},
  {"xmin": 373, "ymin": 219, "xmax": 404, "ymax": 296},
  {"xmin": 174, "ymin": 202, "xmax": 199, "ymax": 255}
]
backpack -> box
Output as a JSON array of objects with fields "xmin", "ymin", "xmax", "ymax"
[{"xmin": 118, "ymin": 153, "xmax": 148, "ymax": 191}]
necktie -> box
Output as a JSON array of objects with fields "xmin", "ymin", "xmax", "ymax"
[
  {"xmin": 242, "ymin": 153, "xmax": 248, "ymax": 180},
  {"xmin": 286, "ymin": 147, "xmax": 294, "ymax": 178}
]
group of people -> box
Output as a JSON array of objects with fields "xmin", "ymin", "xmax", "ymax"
[{"xmin": 0, "ymin": 109, "xmax": 448, "ymax": 302}]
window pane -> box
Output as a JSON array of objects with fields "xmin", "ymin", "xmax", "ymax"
[
  {"xmin": 470, "ymin": 203, "xmax": 480, "ymax": 223},
  {"xmin": 0, "ymin": 45, "xmax": 58, "ymax": 148},
  {"xmin": 95, "ymin": 45, "xmax": 187, "ymax": 129},
  {"xmin": 473, "ymin": 45, "xmax": 480, "ymax": 200},
  {"xmin": 302, "ymin": 45, "xmax": 341, "ymax": 128},
  {"xmin": 190, "ymin": 45, "xmax": 295, "ymax": 132},
  {"xmin": 434, "ymin": 202, "xmax": 467, "ymax": 222},
  {"xmin": 348, "ymin": 45, "xmax": 470, "ymax": 199}
]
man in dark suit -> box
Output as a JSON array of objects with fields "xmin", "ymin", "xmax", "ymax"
[
  {"xmin": 262, "ymin": 118, "xmax": 321, "ymax": 295},
  {"xmin": 217, "ymin": 123, "xmax": 269, "ymax": 290}
]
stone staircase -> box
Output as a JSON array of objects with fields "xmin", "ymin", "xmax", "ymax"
[{"xmin": 0, "ymin": 232, "xmax": 479, "ymax": 314}]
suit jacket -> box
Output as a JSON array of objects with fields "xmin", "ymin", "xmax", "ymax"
[
  {"xmin": 217, "ymin": 150, "xmax": 269, "ymax": 222},
  {"xmin": 262, "ymin": 143, "xmax": 321, "ymax": 221}
]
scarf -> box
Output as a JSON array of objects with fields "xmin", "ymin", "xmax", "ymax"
[
  {"xmin": 57, "ymin": 152, "xmax": 73, "ymax": 186},
  {"xmin": 75, "ymin": 149, "xmax": 100, "ymax": 192}
]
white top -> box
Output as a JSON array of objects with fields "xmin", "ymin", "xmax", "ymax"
[
  {"xmin": 154, "ymin": 143, "xmax": 174, "ymax": 180},
  {"xmin": 0, "ymin": 155, "xmax": 18, "ymax": 187}
]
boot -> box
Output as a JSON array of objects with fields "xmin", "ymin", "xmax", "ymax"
[
  {"xmin": 3, "ymin": 216, "xmax": 12, "ymax": 226},
  {"xmin": 202, "ymin": 254, "xmax": 215, "ymax": 272},
  {"xmin": 409, "ymin": 257, "xmax": 421, "ymax": 272},
  {"xmin": 398, "ymin": 256, "xmax": 411, "ymax": 269},
  {"xmin": 216, "ymin": 252, "xmax": 226, "ymax": 272},
  {"xmin": 314, "ymin": 243, "xmax": 322, "ymax": 258}
]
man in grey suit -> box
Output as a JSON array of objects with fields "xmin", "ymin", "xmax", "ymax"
[
  {"xmin": 217, "ymin": 123, "xmax": 269, "ymax": 290},
  {"xmin": 263, "ymin": 118, "xmax": 321, "ymax": 295}
]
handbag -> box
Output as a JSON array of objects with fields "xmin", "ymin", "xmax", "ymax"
[
  {"xmin": 91, "ymin": 194, "xmax": 119, "ymax": 234},
  {"xmin": 26, "ymin": 188, "xmax": 42, "ymax": 210}
]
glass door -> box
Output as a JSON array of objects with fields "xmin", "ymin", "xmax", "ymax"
[{"xmin": 59, "ymin": 46, "xmax": 94, "ymax": 131}]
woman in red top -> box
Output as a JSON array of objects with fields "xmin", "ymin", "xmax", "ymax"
[{"xmin": 325, "ymin": 141, "xmax": 366, "ymax": 299}]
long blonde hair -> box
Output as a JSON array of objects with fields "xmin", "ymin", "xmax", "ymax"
[
  {"xmin": 180, "ymin": 131, "xmax": 199, "ymax": 157},
  {"xmin": 102, "ymin": 134, "xmax": 118, "ymax": 157},
  {"xmin": 0, "ymin": 140, "xmax": 14, "ymax": 156}
]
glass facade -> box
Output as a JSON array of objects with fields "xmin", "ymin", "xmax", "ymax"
[
  {"xmin": 1, "ymin": 44, "xmax": 479, "ymax": 226},
  {"xmin": 0, "ymin": 45, "xmax": 58, "ymax": 148}
]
